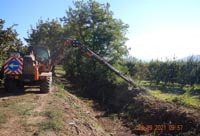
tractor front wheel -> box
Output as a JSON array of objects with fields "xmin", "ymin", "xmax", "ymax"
[{"xmin": 40, "ymin": 76, "xmax": 52, "ymax": 93}]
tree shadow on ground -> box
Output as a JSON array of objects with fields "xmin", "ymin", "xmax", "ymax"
[
  {"xmin": 190, "ymin": 88, "xmax": 200, "ymax": 97},
  {"xmin": 63, "ymin": 76, "xmax": 138, "ymax": 112},
  {"xmin": 0, "ymin": 86, "xmax": 44, "ymax": 98}
]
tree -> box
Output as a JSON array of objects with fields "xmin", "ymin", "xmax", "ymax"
[
  {"xmin": 147, "ymin": 60, "xmax": 162, "ymax": 84},
  {"xmin": 25, "ymin": 19, "xmax": 66, "ymax": 53},
  {"xmin": 126, "ymin": 61, "xmax": 137, "ymax": 78},
  {"xmin": 62, "ymin": 0, "xmax": 129, "ymax": 81},
  {"xmin": 0, "ymin": 19, "xmax": 23, "ymax": 65},
  {"xmin": 133, "ymin": 61, "xmax": 149, "ymax": 82}
]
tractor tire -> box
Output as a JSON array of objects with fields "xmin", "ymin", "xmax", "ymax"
[
  {"xmin": 4, "ymin": 79, "xmax": 17, "ymax": 92},
  {"xmin": 40, "ymin": 76, "xmax": 52, "ymax": 93},
  {"xmin": 0, "ymin": 66, "xmax": 4, "ymax": 80},
  {"xmin": 18, "ymin": 82, "xmax": 24, "ymax": 91}
]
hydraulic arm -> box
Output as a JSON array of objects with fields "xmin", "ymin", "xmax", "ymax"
[{"xmin": 50, "ymin": 39, "xmax": 138, "ymax": 88}]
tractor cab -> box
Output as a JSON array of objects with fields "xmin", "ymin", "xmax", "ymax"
[{"xmin": 34, "ymin": 47, "xmax": 50, "ymax": 64}]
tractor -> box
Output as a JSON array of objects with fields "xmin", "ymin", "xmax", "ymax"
[{"xmin": 0, "ymin": 46, "xmax": 52, "ymax": 93}]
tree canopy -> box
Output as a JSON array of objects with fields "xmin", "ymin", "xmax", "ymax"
[
  {"xmin": 126, "ymin": 58, "xmax": 200, "ymax": 87},
  {"xmin": 26, "ymin": 0, "xmax": 129, "ymax": 81},
  {"xmin": 25, "ymin": 19, "xmax": 65, "ymax": 52},
  {"xmin": 63, "ymin": 0, "xmax": 129, "ymax": 61},
  {"xmin": 62, "ymin": 0, "xmax": 129, "ymax": 80},
  {"xmin": 0, "ymin": 19, "xmax": 23, "ymax": 65}
]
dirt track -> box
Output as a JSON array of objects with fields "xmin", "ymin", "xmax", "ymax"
[{"xmin": 0, "ymin": 84, "xmax": 135, "ymax": 136}]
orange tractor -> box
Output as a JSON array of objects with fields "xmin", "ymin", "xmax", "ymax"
[{"xmin": 0, "ymin": 39, "xmax": 137, "ymax": 93}]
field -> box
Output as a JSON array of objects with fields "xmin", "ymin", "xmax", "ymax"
[{"xmin": 138, "ymin": 80, "xmax": 200, "ymax": 108}]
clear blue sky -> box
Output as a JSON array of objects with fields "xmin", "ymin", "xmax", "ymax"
[{"xmin": 1, "ymin": 0, "xmax": 200, "ymax": 60}]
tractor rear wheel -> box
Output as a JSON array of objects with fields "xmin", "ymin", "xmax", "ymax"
[
  {"xmin": 40, "ymin": 76, "xmax": 52, "ymax": 93},
  {"xmin": 4, "ymin": 79, "xmax": 24, "ymax": 92},
  {"xmin": 4, "ymin": 79, "xmax": 17, "ymax": 92}
]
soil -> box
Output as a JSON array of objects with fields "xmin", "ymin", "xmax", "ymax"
[{"xmin": 121, "ymin": 93, "xmax": 200, "ymax": 135}]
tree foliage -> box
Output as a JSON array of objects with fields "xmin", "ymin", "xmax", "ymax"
[
  {"xmin": 0, "ymin": 19, "xmax": 23, "ymax": 65},
  {"xmin": 25, "ymin": 19, "xmax": 66, "ymax": 53},
  {"xmin": 62, "ymin": 0, "xmax": 129, "ymax": 81},
  {"xmin": 126, "ymin": 57, "xmax": 200, "ymax": 86}
]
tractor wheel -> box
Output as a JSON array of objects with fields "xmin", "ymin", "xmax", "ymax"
[
  {"xmin": 4, "ymin": 79, "xmax": 24, "ymax": 92},
  {"xmin": 4, "ymin": 79, "xmax": 17, "ymax": 92},
  {"xmin": 40, "ymin": 76, "xmax": 52, "ymax": 93},
  {"xmin": 0, "ymin": 67, "xmax": 4, "ymax": 80},
  {"xmin": 18, "ymin": 81, "xmax": 24, "ymax": 91}
]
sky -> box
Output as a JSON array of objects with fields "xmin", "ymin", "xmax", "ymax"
[{"xmin": 1, "ymin": 0, "xmax": 200, "ymax": 61}]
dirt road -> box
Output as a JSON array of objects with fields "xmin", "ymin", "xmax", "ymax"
[{"xmin": 0, "ymin": 83, "xmax": 134, "ymax": 136}]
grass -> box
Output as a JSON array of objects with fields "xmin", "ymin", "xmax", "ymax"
[
  {"xmin": 39, "ymin": 110, "xmax": 63, "ymax": 131},
  {"xmin": 148, "ymin": 90, "xmax": 200, "ymax": 107},
  {"xmin": 38, "ymin": 85, "xmax": 65, "ymax": 132},
  {"xmin": 5, "ymin": 96, "xmax": 35, "ymax": 116},
  {"xmin": 13, "ymin": 104, "xmax": 35, "ymax": 116},
  {"xmin": 139, "ymin": 80, "xmax": 200, "ymax": 108},
  {"xmin": 1, "ymin": 98, "xmax": 24, "ymax": 108},
  {"xmin": 55, "ymin": 65, "xmax": 65, "ymax": 75},
  {"xmin": 0, "ymin": 113, "xmax": 7, "ymax": 123},
  {"xmin": 56, "ymin": 89, "xmax": 66, "ymax": 99},
  {"xmin": 56, "ymin": 84, "xmax": 67, "ymax": 100}
]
